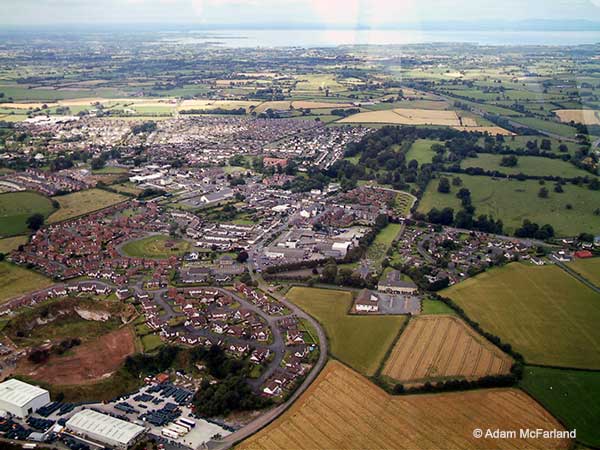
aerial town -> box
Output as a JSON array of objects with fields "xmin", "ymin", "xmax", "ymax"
[{"xmin": 0, "ymin": 5, "xmax": 600, "ymax": 450}]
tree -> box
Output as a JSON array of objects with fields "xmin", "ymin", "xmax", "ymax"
[
  {"xmin": 26, "ymin": 213, "xmax": 44, "ymax": 231},
  {"xmin": 236, "ymin": 250, "xmax": 249, "ymax": 263},
  {"xmin": 540, "ymin": 139, "xmax": 552, "ymax": 151},
  {"xmin": 437, "ymin": 177, "xmax": 451, "ymax": 194},
  {"xmin": 538, "ymin": 187, "xmax": 549, "ymax": 198},
  {"xmin": 321, "ymin": 259, "xmax": 338, "ymax": 284},
  {"xmin": 500, "ymin": 155, "xmax": 518, "ymax": 167},
  {"xmin": 91, "ymin": 157, "xmax": 106, "ymax": 170}
]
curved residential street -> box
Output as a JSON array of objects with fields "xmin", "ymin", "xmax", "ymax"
[{"xmin": 205, "ymin": 263, "xmax": 329, "ymax": 450}]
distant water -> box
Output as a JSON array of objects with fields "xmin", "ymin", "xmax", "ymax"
[{"xmin": 170, "ymin": 29, "xmax": 600, "ymax": 47}]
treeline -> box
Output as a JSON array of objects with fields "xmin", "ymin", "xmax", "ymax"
[{"xmin": 389, "ymin": 369, "xmax": 522, "ymax": 396}]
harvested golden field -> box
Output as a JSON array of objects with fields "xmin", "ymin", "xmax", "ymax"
[
  {"xmin": 254, "ymin": 100, "xmax": 353, "ymax": 113},
  {"xmin": 460, "ymin": 116, "xmax": 479, "ymax": 127},
  {"xmin": 291, "ymin": 100, "xmax": 354, "ymax": 109},
  {"xmin": 453, "ymin": 126, "xmax": 515, "ymax": 135},
  {"xmin": 383, "ymin": 315, "xmax": 513, "ymax": 385},
  {"xmin": 555, "ymin": 109, "xmax": 600, "ymax": 125},
  {"xmin": 238, "ymin": 361, "xmax": 570, "ymax": 450},
  {"xmin": 178, "ymin": 99, "xmax": 258, "ymax": 110},
  {"xmin": 339, "ymin": 108, "xmax": 463, "ymax": 126},
  {"xmin": 0, "ymin": 102, "xmax": 59, "ymax": 109}
]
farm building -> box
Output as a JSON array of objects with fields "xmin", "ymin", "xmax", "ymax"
[
  {"xmin": 378, "ymin": 270, "xmax": 418, "ymax": 294},
  {"xmin": 0, "ymin": 379, "xmax": 50, "ymax": 418},
  {"xmin": 66, "ymin": 409, "xmax": 146, "ymax": 449}
]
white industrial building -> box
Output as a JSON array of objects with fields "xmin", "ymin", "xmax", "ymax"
[
  {"xmin": 66, "ymin": 409, "xmax": 146, "ymax": 449},
  {"xmin": 0, "ymin": 379, "xmax": 50, "ymax": 418}
]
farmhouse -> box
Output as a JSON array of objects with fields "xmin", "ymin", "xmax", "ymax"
[
  {"xmin": 0, "ymin": 379, "xmax": 50, "ymax": 418},
  {"xmin": 66, "ymin": 409, "xmax": 146, "ymax": 449},
  {"xmin": 378, "ymin": 269, "xmax": 418, "ymax": 294},
  {"xmin": 354, "ymin": 289, "xmax": 380, "ymax": 313}
]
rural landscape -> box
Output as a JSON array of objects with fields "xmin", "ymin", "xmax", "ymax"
[{"xmin": 0, "ymin": 1, "xmax": 599, "ymax": 449}]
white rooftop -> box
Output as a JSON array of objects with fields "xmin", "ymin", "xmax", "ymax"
[
  {"xmin": 0, "ymin": 379, "xmax": 48, "ymax": 407},
  {"xmin": 66, "ymin": 409, "xmax": 145, "ymax": 445}
]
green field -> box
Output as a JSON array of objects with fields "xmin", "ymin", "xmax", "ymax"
[
  {"xmin": 0, "ymin": 261, "xmax": 53, "ymax": 305},
  {"xmin": 461, "ymin": 154, "xmax": 592, "ymax": 178},
  {"xmin": 421, "ymin": 298, "xmax": 457, "ymax": 315},
  {"xmin": 520, "ymin": 366, "xmax": 600, "ymax": 447},
  {"xmin": 286, "ymin": 287, "xmax": 406, "ymax": 375},
  {"xmin": 366, "ymin": 223, "xmax": 402, "ymax": 271},
  {"xmin": 405, "ymin": 139, "xmax": 440, "ymax": 166},
  {"xmin": 418, "ymin": 173, "xmax": 600, "ymax": 236},
  {"xmin": 48, "ymin": 188, "xmax": 126, "ymax": 223},
  {"xmin": 511, "ymin": 117, "xmax": 579, "ymax": 137},
  {"xmin": 141, "ymin": 333, "xmax": 163, "ymax": 352},
  {"xmin": 442, "ymin": 263, "xmax": 600, "ymax": 369},
  {"xmin": 568, "ymin": 257, "xmax": 600, "ymax": 287},
  {"xmin": 0, "ymin": 191, "xmax": 56, "ymax": 236},
  {"xmin": 121, "ymin": 234, "xmax": 191, "ymax": 259}
]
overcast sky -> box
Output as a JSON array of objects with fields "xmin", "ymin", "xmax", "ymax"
[{"xmin": 2, "ymin": 0, "xmax": 600, "ymax": 27}]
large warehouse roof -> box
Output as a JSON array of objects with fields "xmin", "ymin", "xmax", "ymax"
[
  {"xmin": 66, "ymin": 409, "xmax": 145, "ymax": 446},
  {"xmin": 0, "ymin": 379, "xmax": 48, "ymax": 407}
]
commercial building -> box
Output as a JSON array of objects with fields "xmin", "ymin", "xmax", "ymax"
[
  {"xmin": 66, "ymin": 409, "xmax": 146, "ymax": 449},
  {"xmin": 0, "ymin": 379, "xmax": 50, "ymax": 418}
]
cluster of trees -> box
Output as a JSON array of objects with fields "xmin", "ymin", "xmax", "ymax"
[
  {"xmin": 330, "ymin": 108, "xmax": 360, "ymax": 117},
  {"xmin": 131, "ymin": 121, "xmax": 157, "ymax": 134},
  {"xmin": 191, "ymin": 345, "xmax": 271, "ymax": 417},
  {"xmin": 422, "ymin": 207, "xmax": 504, "ymax": 235},
  {"xmin": 124, "ymin": 344, "xmax": 270, "ymax": 417},
  {"xmin": 514, "ymin": 220, "xmax": 555, "ymax": 240}
]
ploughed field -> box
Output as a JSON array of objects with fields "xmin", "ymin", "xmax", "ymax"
[
  {"xmin": 237, "ymin": 360, "xmax": 570, "ymax": 450},
  {"xmin": 442, "ymin": 263, "xmax": 600, "ymax": 369},
  {"xmin": 382, "ymin": 315, "xmax": 513, "ymax": 386}
]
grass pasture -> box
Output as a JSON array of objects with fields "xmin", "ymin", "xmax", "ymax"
[
  {"xmin": 405, "ymin": 139, "xmax": 440, "ymax": 166},
  {"xmin": 382, "ymin": 315, "xmax": 513, "ymax": 386},
  {"xmin": 520, "ymin": 366, "xmax": 600, "ymax": 447},
  {"xmin": 121, "ymin": 234, "xmax": 191, "ymax": 259},
  {"xmin": 418, "ymin": 173, "xmax": 600, "ymax": 236},
  {"xmin": 0, "ymin": 261, "xmax": 53, "ymax": 305},
  {"xmin": 48, "ymin": 189, "xmax": 126, "ymax": 223},
  {"xmin": 237, "ymin": 360, "xmax": 570, "ymax": 450},
  {"xmin": 460, "ymin": 154, "xmax": 592, "ymax": 178},
  {"xmin": 366, "ymin": 223, "xmax": 402, "ymax": 271},
  {"xmin": 567, "ymin": 257, "xmax": 600, "ymax": 287},
  {"xmin": 286, "ymin": 287, "xmax": 405, "ymax": 375},
  {"xmin": 0, "ymin": 191, "xmax": 56, "ymax": 236},
  {"xmin": 442, "ymin": 263, "xmax": 600, "ymax": 369}
]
